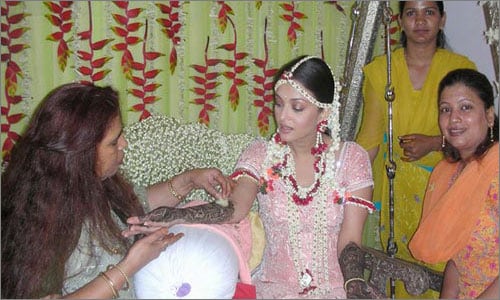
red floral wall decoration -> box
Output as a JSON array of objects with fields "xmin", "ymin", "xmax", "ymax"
[
  {"xmin": 189, "ymin": 36, "xmax": 221, "ymax": 125},
  {"xmin": 1, "ymin": 1, "xmax": 28, "ymax": 161},
  {"xmin": 1, "ymin": 1, "xmax": 357, "ymax": 163},
  {"xmin": 77, "ymin": 2, "xmax": 113, "ymax": 83},
  {"xmin": 279, "ymin": 2, "xmax": 306, "ymax": 46},
  {"xmin": 156, "ymin": 1, "xmax": 181, "ymax": 75},
  {"xmin": 127, "ymin": 20, "xmax": 164, "ymax": 121},
  {"xmin": 45, "ymin": 1, "xmax": 73, "ymax": 72},
  {"xmin": 252, "ymin": 18, "xmax": 278, "ymax": 136}
]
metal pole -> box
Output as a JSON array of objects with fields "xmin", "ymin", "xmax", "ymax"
[
  {"xmin": 382, "ymin": 2, "xmax": 397, "ymax": 299},
  {"xmin": 339, "ymin": 1, "xmax": 383, "ymax": 141}
]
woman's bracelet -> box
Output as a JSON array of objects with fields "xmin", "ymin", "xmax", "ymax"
[
  {"xmin": 107, "ymin": 264, "xmax": 130, "ymax": 291},
  {"xmin": 168, "ymin": 179, "xmax": 184, "ymax": 201},
  {"xmin": 99, "ymin": 272, "xmax": 119, "ymax": 299},
  {"xmin": 344, "ymin": 277, "xmax": 365, "ymax": 290}
]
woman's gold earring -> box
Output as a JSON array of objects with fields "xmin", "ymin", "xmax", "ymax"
[
  {"xmin": 441, "ymin": 135, "xmax": 446, "ymax": 149},
  {"xmin": 490, "ymin": 126, "xmax": 494, "ymax": 142}
]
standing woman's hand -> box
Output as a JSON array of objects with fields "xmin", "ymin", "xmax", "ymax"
[{"xmin": 399, "ymin": 134, "xmax": 442, "ymax": 162}]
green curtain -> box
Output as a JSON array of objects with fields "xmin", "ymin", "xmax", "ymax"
[{"xmin": 2, "ymin": 0, "xmax": 384, "ymax": 162}]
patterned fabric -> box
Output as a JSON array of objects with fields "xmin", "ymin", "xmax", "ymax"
[
  {"xmin": 453, "ymin": 178, "xmax": 499, "ymax": 299},
  {"xmin": 63, "ymin": 212, "xmax": 135, "ymax": 299},
  {"xmin": 356, "ymin": 47, "xmax": 476, "ymax": 298},
  {"xmin": 453, "ymin": 177, "xmax": 499, "ymax": 299},
  {"xmin": 235, "ymin": 139, "xmax": 373, "ymax": 299},
  {"xmin": 62, "ymin": 186, "xmax": 152, "ymax": 298}
]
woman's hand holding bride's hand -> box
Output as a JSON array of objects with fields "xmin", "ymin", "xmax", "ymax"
[
  {"xmin": 122, "ymin": 222, "xmax": 161, "ymax": 238},
  {"xmin": 123, "ymin": 206, "xmax": 185, "ymax": 238}
]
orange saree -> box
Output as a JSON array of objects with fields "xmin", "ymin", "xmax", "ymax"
[{"xmin": 409, "ymin": 143, "xmax": 499, "ymax": 263}]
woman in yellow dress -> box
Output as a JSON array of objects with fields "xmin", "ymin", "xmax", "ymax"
[{"xmin": 356, "ymin": 1, "xmax": 476, "ymax": 298}]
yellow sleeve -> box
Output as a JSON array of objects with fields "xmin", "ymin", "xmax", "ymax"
[{"xmin": 356, "ymin": 62, "xmax": 386, "ymax": 151}]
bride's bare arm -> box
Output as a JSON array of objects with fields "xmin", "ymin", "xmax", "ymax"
[{"xmin": 140, "ymin": 202, "xmax": 235, "ymax": 225}]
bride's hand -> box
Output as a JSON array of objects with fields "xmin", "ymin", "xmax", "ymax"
[{"xmin": 122, "ymin": 207, "xmax": 185, "ymax": 238}]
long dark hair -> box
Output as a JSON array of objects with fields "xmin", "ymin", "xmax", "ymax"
[
  {"xmin": 1, "ymin": 83, "xmax": 144, "ymax": 298},
  {"xmin": 399, "ymin": 1, "xmax": 445, "ymax": 48},
  {"xmin": 438, "ymin": 69, "xmax": 499, "ymax": 162}
]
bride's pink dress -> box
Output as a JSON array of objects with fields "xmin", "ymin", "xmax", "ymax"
[{"xmin": 235, "ymin": 139, "xmax": 373, "ymax": 299}]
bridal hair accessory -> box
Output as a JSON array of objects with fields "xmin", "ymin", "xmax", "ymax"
[
  {"xmin": 274, "ymin": 56, "xmax": 342, "ymax": 147},
  {"xmin": 274, "ymin": 56, "xmax": 340, "ymax": 109}
]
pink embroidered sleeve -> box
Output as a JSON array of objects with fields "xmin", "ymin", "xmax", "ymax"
[
  {"xmin": 231, "ymin": 139, "xmax": 267, "ymax": 181},
  {"xmin": 339, "ymin": 142, "xmax": 374, "ymax": 192},
  {"xmin": 338, "ymin": 142, "xmax": 374, "ymax": 212}
]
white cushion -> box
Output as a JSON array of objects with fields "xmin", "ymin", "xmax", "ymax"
[{"xmin": 134, "ymin": 224, "xmax": 239, "ymax": 299}]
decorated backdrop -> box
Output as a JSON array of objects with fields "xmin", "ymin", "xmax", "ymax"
[
  {"xmin": 2, "ymin": 0, "xmax": 391, "ymax": 163},
  {"xmin": 3, "ymin": 1, "xmax": 498, "ymax": 166}
]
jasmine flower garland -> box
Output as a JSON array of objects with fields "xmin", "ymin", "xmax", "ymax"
[{"xmin": 120, "ymin": 115, "xmax": 260, "ymax": 207}]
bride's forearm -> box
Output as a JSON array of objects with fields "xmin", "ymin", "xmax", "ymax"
[{"xmin": 142, "ymin": 201, "xmax": 234, "ymax": 224}]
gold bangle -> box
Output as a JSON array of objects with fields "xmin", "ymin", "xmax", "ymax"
[
  {"xmin": 107, "ymin": 264, "xmax": 130, "ymax": 291},
  {"xmin": 168, "ymin": 179, "xmax": 184, "ymax": 201},
  {"xmin": 99, "ymin": 272, "xmax": 119, "ymax": 298},
  {"xmin": 344, "ymin": 277, "xmax": 365, "ymax": 290}
]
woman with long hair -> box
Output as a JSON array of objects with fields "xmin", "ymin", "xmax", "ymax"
[{"xmin": 1, "ymin": 82, "xmax": 231, "ymax": 298}]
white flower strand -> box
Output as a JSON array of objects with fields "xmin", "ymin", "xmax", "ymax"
[
  {"xmin": 281, "ymin": 149, "xmax": 324, "ymax": 200},
  {"xmin": 274, "ymin": 56, "xmax": 340, "ymax": 109},
  {"xmin": 287, "ymin": 143, "xmax": 338, "ymax": 296}
]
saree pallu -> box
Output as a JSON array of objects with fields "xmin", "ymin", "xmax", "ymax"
[{"xmin": 410, "ymin": 144, "xmax": 499, "ymax": 298}]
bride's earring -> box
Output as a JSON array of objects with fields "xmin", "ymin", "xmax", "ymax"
[{"xmin": 313, "ymin": 120, "xmax": 328, "ymax": 154}]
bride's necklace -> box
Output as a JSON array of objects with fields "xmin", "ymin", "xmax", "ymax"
[
  {"xmin": 261, "ymin": 133, "xmax": 339, "ymax": 295},
  {"xmin": 281, "ymin": 147, "xmax": 327, "ymax": 206}
]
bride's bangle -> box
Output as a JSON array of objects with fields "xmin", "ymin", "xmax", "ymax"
[{"xmin": 344, "ymin": 277, "xmax": 365, "ymax": 290}]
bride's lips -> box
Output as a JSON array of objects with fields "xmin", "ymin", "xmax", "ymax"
[{"xmin": 279, "ymin": 125, "xmax": 293, "ymax": 135}]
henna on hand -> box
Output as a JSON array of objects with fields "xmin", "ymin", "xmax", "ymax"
[
  {"xmin": 345, "ymin": 280, "xmax": 386, "ymax": 299},
  {"xmin": 339, "ymin": 242, "xmax": 386, "ymax": 299},
  {"xmin": 339, "ymin": 242, "xmax": 365, "ymax": 280},
  {"xmin": 139, "ymin": 201, "xmax": 234, "ymax": 225}
]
